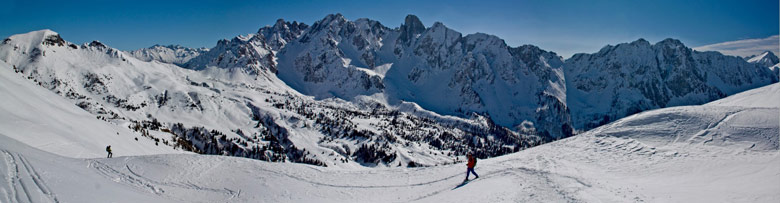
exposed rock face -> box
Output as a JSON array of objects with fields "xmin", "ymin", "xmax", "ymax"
[
  {"xmin": 398, "ymin": 15, "xmax": 426, "ymax": 46},
  {"xmin": 258, "ymin": 19, "xmax": 309, "ymax": 51}
]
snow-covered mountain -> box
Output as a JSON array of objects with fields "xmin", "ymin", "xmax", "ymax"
[
  {"xmin": 1, "ymin": 14, "xmax": 776, "ymax": 169},
  {"xmin": 126, "ymin": 44, "xmax": 208, "ymax": 66},
  {"xmin": 183, "ymin": 32, "xmax": 278, "ymax": 77},
  {"xmin": 275, "ymin": 14, "xmax": 387, "ymax": 99},
  {"xmin": 0, "ymin": 60, "xmax": 184, "ymax": 158},
  {"xmin": 745, "ymin": 51, "xmax": 780, "ymax": 80},
  {"xmin": 273, "ymin": 14, "xmax": 572, "ymax": 138},
  {"xmin": 1, "ymin": 81, "xmax": 776, "ymax": 202},
  {"xmin": 0, "ymin": 29, "xmax": 540, "ymax": 168},
  {"xmin": 565, "ymin": 38, "xmax": 778, "ymax": 129},
  {"xmin": 746, "ymin": 51, "xmax": 779, "ymax": 67},
  {"xmin": 181, "ymin": 19, "xmax": 308, "ymax": 79},
  {"xmin": 258, "ymin": 19, "xmax": 309, "ymax": 51}
]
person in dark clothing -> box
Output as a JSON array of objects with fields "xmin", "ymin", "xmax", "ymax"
[
  {"xmin": 465, "ymin": 152, "xmax": 479, "ymax": 181},
  {"xmin": 106, "ymin": 145, "xmax": 113, "ymax": 158}
]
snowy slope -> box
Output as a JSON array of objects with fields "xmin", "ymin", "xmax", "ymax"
[
  {"xmin": 1, "ymin": 81, "xmax": 777, "ymax": 202},
  {"xmin": 0, "ymin": 61, "xmax": 183, "ymax": 158},
  {"xmin": 706, "ymin": 82, "xmax": 780, "ymax": 108}
]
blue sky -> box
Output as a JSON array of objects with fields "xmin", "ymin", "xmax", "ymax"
[{"xmin": 2, "ymin": 0, "xmax": 777, "ymax": 58}]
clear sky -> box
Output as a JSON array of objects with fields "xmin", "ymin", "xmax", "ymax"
[{"xmin": 2, "ymin": 0, "xmax": 777, "ymax": 58}]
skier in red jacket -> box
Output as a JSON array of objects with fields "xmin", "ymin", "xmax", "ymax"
[{"xmin": 465, "ymin": 152, "xmax": 479, "ymax": 181}]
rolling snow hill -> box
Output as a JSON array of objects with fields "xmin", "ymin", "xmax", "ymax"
[{"xmin": 0, "ymin": 83, "xmax": 777, "ymax": 202}]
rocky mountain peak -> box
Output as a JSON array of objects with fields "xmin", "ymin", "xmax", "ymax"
[
  {"xmin": 429, "ymin": 21, "xmax": 448, "ymax": 31},
  {"xmin": 630, "ymin": 38, "xmax": 651, "ymax": 47},
  {"xmin": 746, "ymin": 51, "xmax": 779, "ymax": 68},
  {"xmin": 2, "ymin": 29, "xmax": 70, "ymax": 53},
  {"xmin": 317, "ymin": 13, "xmax": 348, "ymax": 28},
  {"xmin": 273, "ymin": 18, "xmax": 288, "ymax": 29},
  {"xmin": 184, "ymin": 33, "xmax": 276, "ymax": 74},
  {"xmin": 88, "ymin": 41, "xmax": 107, "ymax": 49},
  {"xmin": 42, "ymin": 34, "xmax": 66, "ymax": 47},
  {"xmin": 398, "ymin": 14, "xmax": 426, "ymax": 45},
  {"xmin": 258, "ymin": 18, "xmax": 308, "ymax": 51},
  {"xmin": 655, "ymin": 38, "xmax": 686, "ymax": 49},
  {"xmin": 762, "ymin": 51, "xmax": 778, "ymax": 60}
]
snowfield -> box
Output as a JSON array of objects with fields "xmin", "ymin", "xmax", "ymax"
[
  {"xmin": 1, "ymin": 81, "xmax": 778, "ymax": 202},
  {"xmin": 0, "ymin": 61, "xmax": 185, "ymax": 158}
]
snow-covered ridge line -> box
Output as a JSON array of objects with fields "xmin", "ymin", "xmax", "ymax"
[{"xmin": 125, "ymin": 44, "xmax": 209, "ymax": 66}]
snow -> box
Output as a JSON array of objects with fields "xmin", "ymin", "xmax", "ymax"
[
  {"xmin": 0, "ymin": 61, "xmax": 185, "ymax": 158},
  {"xmin": 1, "ymin": 75, "xmax": 778, "ymax": 202},
  {"xmin": 565, "ymin": 38, "xmax": 777, "ymax": 130},
  {"xmin": 2, "ymin": 29, "xmax": 531, "ymax": 168},
  {"xmin": 273, "ymin": 14, "xmax": 572, "ymax": 137},
  {"xmin": 125, "ymin": 45, "xmax": 208, "ymax": 66},
  {"xmin": 706, "ymin": 82, "xmax": 780, "ymax": 108},
  {"xmin": 1, "ymin": 19, "xmax": 779, "ymax": 202}
]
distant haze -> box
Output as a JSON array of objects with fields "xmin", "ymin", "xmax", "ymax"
[{"xmin": 694, "ymin": 35, "xmax": 780, "ymax": 58}]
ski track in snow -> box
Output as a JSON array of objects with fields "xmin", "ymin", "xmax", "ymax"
[
  {"xmin": 410, "ymin": 163, "xmax": 594, "ymax": 202},
  {"xmin": 0, "ymin": 150, "xmax": 58, "ymax": 203},
  {"xmin": 88, "ymin": 159, "xmax": 238, "ymax": 202},
  {"xmin": 83, "ymin": 152, "xmax": 598, "ymax": 203}
]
